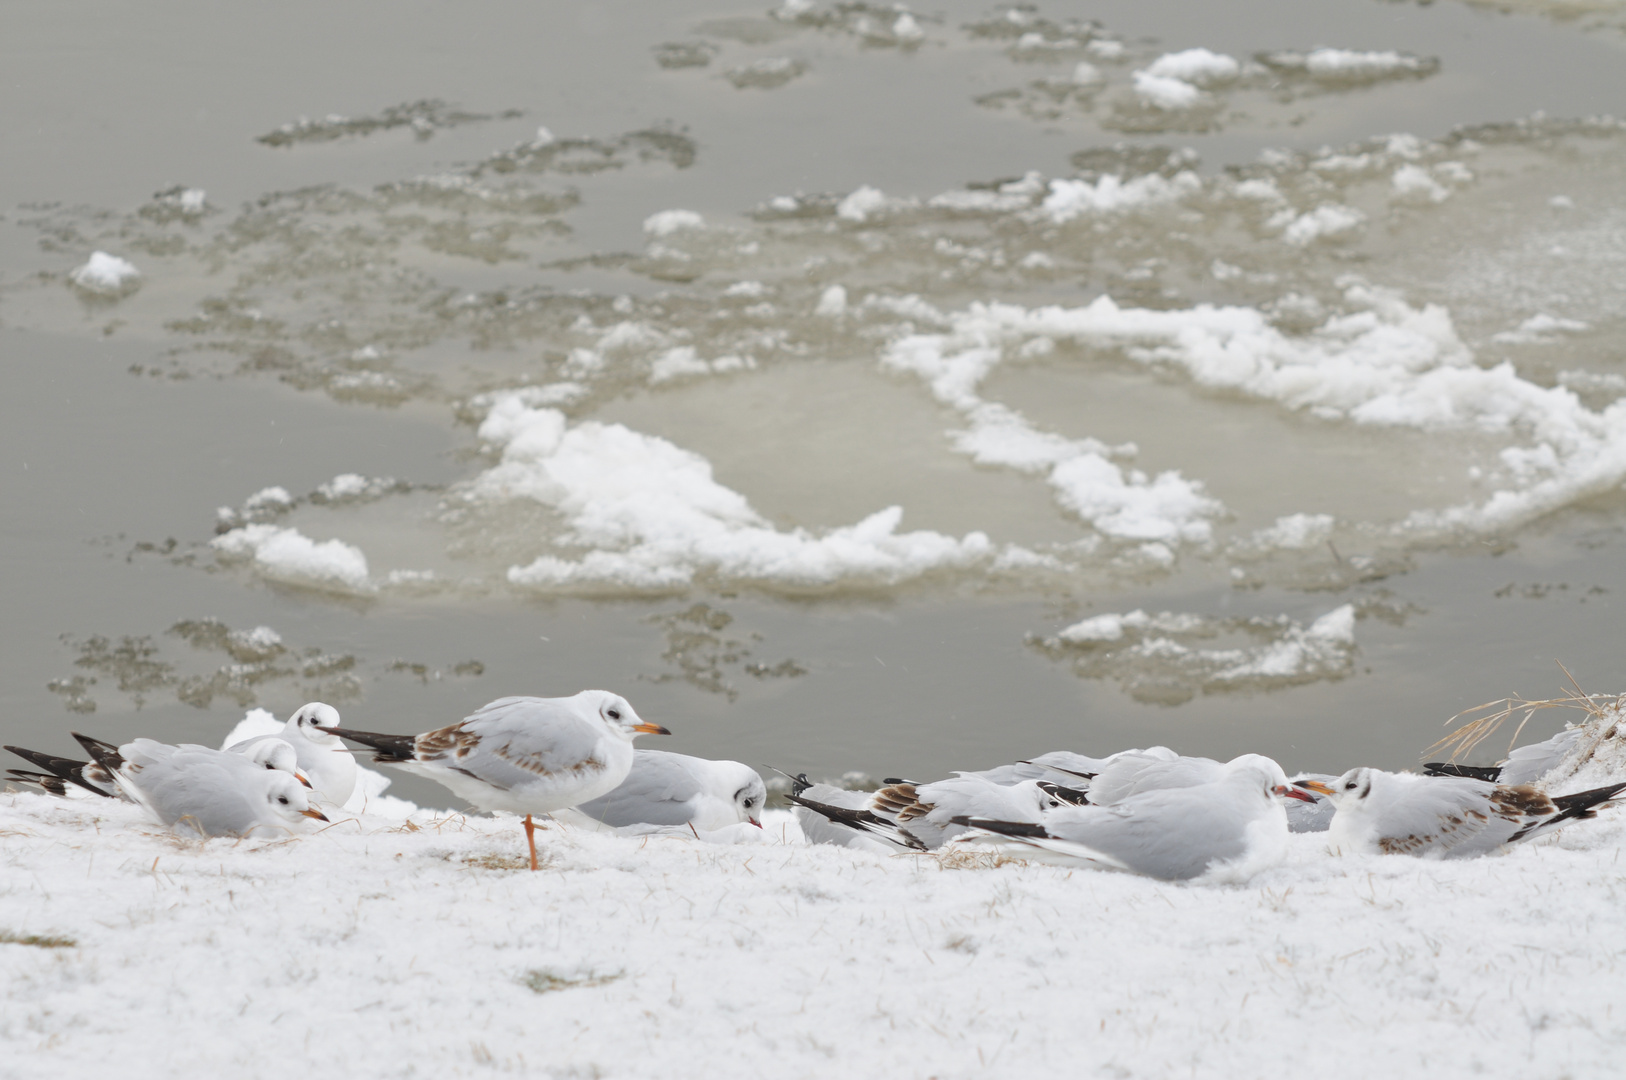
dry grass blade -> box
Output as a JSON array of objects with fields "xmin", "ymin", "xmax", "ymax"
[{"xmin": 1425, "ymin": 663, "xmax": 1613, "ymax": 762}]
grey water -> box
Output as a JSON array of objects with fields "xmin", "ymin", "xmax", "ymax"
[{"xmin": 3, "ymin": 0, "xmax": 1624, "ymax": 810}]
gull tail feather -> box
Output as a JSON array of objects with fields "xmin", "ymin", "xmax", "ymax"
[
  {"xmin": 785, "ymin": 793, "xmax": 926, "ymax": 852},
  {"xmin": 4, "ymin": 745, "xmax": 111, "ymax": 797},
  {"xmin": 951, "ymin": 817, "xmax": 1133, "ymax": 872},
  {"xmin": 327, "ymin": 726, "xmax": 419, "ymax": 763}
]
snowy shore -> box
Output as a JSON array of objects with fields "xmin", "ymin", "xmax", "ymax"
[{"xmin": 3, "ymin": 781, "xmax": 1624, "ymax": 1078}]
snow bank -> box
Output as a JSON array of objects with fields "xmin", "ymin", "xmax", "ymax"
[
  {"xmin": 212, "ymin": 524, "xmax": 372, "ymax": 592},
  {"xmin": 68, "ymin": 251, "xmax": 140, "ymax": 296},
  {"xmin": 3, "ymin": 781, "xmax": 1624, "ymax": 1077},
  {"xmin": 471, "ymin": 394, "xmax": 998, "ymax": 591}
]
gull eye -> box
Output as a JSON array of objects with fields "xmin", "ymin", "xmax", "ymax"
[
  {"xmin": 607, "ymin": 708, "xmax": 621, "ymax": 720},
  {"xmin": 1345, "ymin": 781, "xmax": 1357, "ymax": 790},
  {"xmin": 278, "ymin": 796, "xmax": 289, "ymax": 805}
]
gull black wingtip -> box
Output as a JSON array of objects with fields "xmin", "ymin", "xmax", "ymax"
[
  {"xmin": 71, "ymin": 733, "xmax": 124, "ymax": 774},
  {"xmin": 5, "ymin": 745, "xmax": 112, "ymax": 798},
  {"xmin": 948, "ymin": 816, "xmax": 1052, "ymax": 839},
  {"xmin": 326, "ymin": 726, "xmax": 419, "ymax": 762}
]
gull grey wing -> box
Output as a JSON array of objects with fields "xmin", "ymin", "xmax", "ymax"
[
  {"xmin": 574, "ymin": 751, "xmax": 705, "ymax": 826},
  {"xmin": 1040, "ymin": 789, "xmax": 1252, "ymax": 880},
  {"xmin": 443, "ymin": 697, "xmax": 613, "ymax": 790}
]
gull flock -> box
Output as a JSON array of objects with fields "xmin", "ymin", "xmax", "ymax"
[{"xmin": 6, "ymin": 688, "xmax": 1624, "ymax": 884}]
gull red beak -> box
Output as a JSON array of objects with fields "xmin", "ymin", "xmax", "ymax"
[
  {"xmin": 1274, "ymin": 784, "xmax": 1316, "ymax": 803},
  {"xmin": 1295, "ymin": 779, "xmax": 1335, "ymax": 797}
]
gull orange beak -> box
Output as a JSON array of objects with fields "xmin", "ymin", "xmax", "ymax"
[
  {"xmin": 300, "ymin": 808, "xmax": 331, "ymax": 821},
  {"xmin": 1295, "ymin": 779, "xmax": 1336, "ymax": 796},
  {"xmin": 633, "ymin": 722, "xmax": 671, "ymax": 735},
  {"xmin": 294, "ymin": 772, "xmax": 314, "ymax": 788},
  {"xmin": 1274, "ymin": 784, "xmax": 1317, "ymax": 803}
]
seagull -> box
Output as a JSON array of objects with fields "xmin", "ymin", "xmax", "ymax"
[
  {"xmin": 7, "ymin": 736, "xmax": 310, "ymax": 799},
  {"xmin": 226, "ymin": 702, "xmax": 356, "ymax": 806},
  {"xmin": 1076, "ymin": 749, "xmax": 1336, "ymax": 834},
  {"xmin": 1316, "ymin": 767, "xmax": 1626, "ymax": 858},
  {"xmin": 566, "ymin": 750, "xmax": 766, "ymax": 832},
  {"xmin": 73, "ymin": 734, "xmax": 329, "ymax": 838},
  {"xmin": 1422, "ymin": 728, "xmax": 1585, "ymax": 786},
  {"xmin": 953, "ymin": 755, "xmax": 1316, "ymax": 882},
  {"xmin": 1284, "ymin": 772, "xmax": 1340, "ymax": 833},
  {"xmin": 329, "ymin": 690, "xmax": 669, "ymax": 870},
  {"xmin": 788, "ymin": 773, "xmax": 1064, "ymax": 852},
  {"xmin": 777, "ymin": 774, "xmax": 897, "ymax": 851}
]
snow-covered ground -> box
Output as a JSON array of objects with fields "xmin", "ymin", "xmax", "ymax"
[{"xmin": 4, "ymin": 773, "xmax": 1625, "ymax": 1078}]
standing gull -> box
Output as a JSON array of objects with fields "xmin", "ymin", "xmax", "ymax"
[
  {"xmin": 568, "ymin": 750, "xmax": 766, "ymax": 833},
  {"xmin": 330, "ymin": 690, "xmax": 668, "ymax": 869},
  {"xmin": 1316, "ymin": 768, "xmax": 1626, "ymax": 858},
  {"xmin": 954, "ymin": 756, "xmax": 1316, "ymax": 882}
]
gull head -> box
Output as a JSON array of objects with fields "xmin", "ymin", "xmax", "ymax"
[
  {"xmin": 240, "ymin": 740, "xmax": 311, "ymax": 787},
  {"xmin": 723, "ymin": 764, "xmax": 768, "ymax": 827},
  {"xmin": 264, "ymin": 772, "xmax": 330, "ymax": 826},
  {"xmin": 1324, "ymin": 768, "xmax": 1377, "ymax": 810},
  {"xmin": 289, "ymin": 702, "xmax": 343, "ymax": 745},
  {"xmin": 581, "ymin": 690, "xmax": 670, "ymax": 741},
  {"xmin": 1224, "ymin": 754, "xmax": 1315, "ymax": 803}
]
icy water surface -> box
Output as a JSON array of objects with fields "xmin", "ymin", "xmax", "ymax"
[{"xmin": 3, "ymin": 0, "xmax": 1625, "ymax": 807}]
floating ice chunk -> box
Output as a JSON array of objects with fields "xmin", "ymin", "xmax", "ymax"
[
  {"xmin": 178, "ymin": 188, "xmax": 206, "ymax": 213},
  {"xmin": 1131, "ymin": 71, "xmax": 1203, "ymax": 110},
  {"xmin": 1304, "ymin": 48, "xmax": 1430, "ymax": 82},
  {"xmin": 1391, "ymin": 164, "xmax": 1450, "ymax": 204},
  {"xmin": 648, "ymin": 347, "xmax": 755, "ymax": 384},
  {"xmin": 815, "ymin": 285, "xmax": 848, "ymax": 316},
  {"xmin": 1281, "ymin": 204, "xmax": 1364, "ymax": 245},
  {"xmin": 534, "ymin": 126, "xmax": 555, "ymax": 146},
  {"xmin": 892, "ymin": 13, "xmax": 923, "ymax": 41},
  {"xmin": 1249, "ymin": 513, "xmax": 1336, "ymax": 551},
  {"xmin": 1087, "ymin": 38, "xmax": 1124, "ymax": 60},
  {"xmin": 837, "ymin": 185, "xmax": 888, "ymax": 222},
  {"xmin": 474, "ymin": 395, "xmax": 998, "ymax": 592},
  {"xmin": 723, "ymin": 280, "xmax": 769, "ymax": 298},
  {"xmin": 1071, "ymin": 61, "xmax": 1103, "ymax": 86},
  {"xmin": 1041, "ymin": 171, "xmax": 1201, "ymax": 223},
  {"xmin": 1491, "ymin": 314, "xmax": 1590, "ymax": 345},
  {"xmin": 243, "ymin": 486, "xmax": 295, "ymax": 514},
  {"xmin": 643, "ymin": 210, "xmax": 705, "ymax": 236},
  {"xmin": 1550, "ymin": 195, "xmax": 1575, "ymax": 210},
  {"xmin": 213, "ymin": 525, "xmax": 372, "ymax": 591},
  {"xmin": 1144, "ymin": 48, "xmax": 1239, "ymax": 86},
  {"xmin": 69, "ymin": 251, "xmax": 141, "ymax": 295}
]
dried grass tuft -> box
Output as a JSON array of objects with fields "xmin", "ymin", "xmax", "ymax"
[
  {"xmin": 1426, "ymin": 662, "xmax": 1622, "ymax": 763},
  {"xmin": 931, "ymin": 847, "xmax": 1028, "ymax": 871},
  {"xmin": 0, "ymin": 929, "xmax": 76, "ymax": 948},
  {"xmin": 521, "ymin": 968, "xmax": 622, "ymax": 994}
]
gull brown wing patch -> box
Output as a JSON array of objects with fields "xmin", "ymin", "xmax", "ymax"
[
  {"xmin": 491, "ymin": 739, "xmax": 606, "ymax": 779},
  {"xmin": 415, "ymin": 722, "xmax": 483, "ymax": 761},
  {"xmin": 871, "ymin": 782, "xmax": 929, "ymax": 822}
]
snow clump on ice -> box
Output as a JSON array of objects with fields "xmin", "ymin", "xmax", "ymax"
[
  {"xmin": 212, "ymin": 524, "xmax": 372, "ymax": 592},
  {"xmin": 68, "ymin": 251, "xmax": 141, "ymax": 296}
]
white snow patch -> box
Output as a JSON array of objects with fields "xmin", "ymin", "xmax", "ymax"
[
  {"xmin": 1280, "ymin": 204, "xmax": 1365, "ymax": 245},
  {"xmin": 643, "ymin": 210, "xmax": 705, "ymax": 237},
  {"xmin": 471, "ymin": 395, "xmax": 1000, "ymax": 592},
  {"xmin": 1131, "ymin": 70, "xmax": 1204, "ymax": 109},
  {"xmin": 1144, "ymin": 48, "xmax": 1240, "ymax": 86},
  {"xmin": 815, "ymin": 284, "xmax": 848, "ymax": 317},
  {"xmin": 69, "ymin": 251, "xmax": 140, "ymax": 295},
  {"xmin": 1040, "ymin": 171, "xmax": 1201, "ymax": 223},
  {"xmin": 1492, "ymin": 313, "xmax": 1591, "ymax": 345},
  {"xmin": 1391, "ymin": 164, "xmax": 1450, "ymax": 204},
  {"xmin": 836, "ymin": 185, "xmax": 889, "ymax": 222},
  {"xmin": 212, "ymin": 525, "xmax": 372, "ymax": 592}
]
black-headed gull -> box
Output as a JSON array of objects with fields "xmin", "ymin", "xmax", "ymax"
[
  {"xmin": 73, "ymin": 734, "xmax": 329, "ymax": 838},
  {"xmin": 1314, "ymin": 767, "xmax": 1626, "ymax": 858},
  {"xmin": 227, "ymin": 702, "xmax": 356, "ymax": 806},
  {"xmin": 1422, "ymin": 727, "xmax": 1585, "ymax": 786},
  {"xmin": 955, "ymin": 755, "xmax": 1315, "ymax": 882},
  {"xmin": 789, "ymin": 774, "xmax": 1063, "ymax": 851},
  {"xmin": 568, "ymin": 750, "xmax": 765, "ymax": 832},
  {"xmin": 329, "ymin": 690, "xmax": 669, "ymax": 869}
]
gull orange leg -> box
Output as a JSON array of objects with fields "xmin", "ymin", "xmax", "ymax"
[{"xmin": 524, "ymin": 813, "xmax": 538, "ymax": 871}]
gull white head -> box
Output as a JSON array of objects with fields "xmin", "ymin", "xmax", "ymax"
[
  {"xmin": 578, "ymin": 690, "xmax": 669, "ymax": 741},
  {"xmin": 1322, "ymin": 767, "xmax": 1376, "ymax": 810},
  {"xmin": 1224, "ymin": 754, "xmax": 1316, "ymax": 804},
  {"xmin": 722, "ymin": 763, "xmax": 767, "ymax": 827},
  {"xmin": 239, "ymin": 739, "xmax": 310, "ymax": 787},
  {"xmin": 261, "ymin": 771, "xmax": 330, "ymax": 829},
  {"xmin": 287, "ymin": 702, "xmax": 343, "ymax": 746}
]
